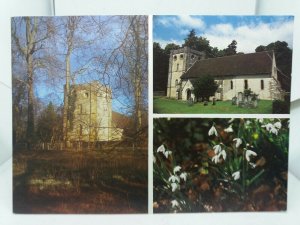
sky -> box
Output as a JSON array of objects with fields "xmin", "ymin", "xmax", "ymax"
[{"xmin": 153, "ymin": 15, "xmax": 294, "ymax": 53}]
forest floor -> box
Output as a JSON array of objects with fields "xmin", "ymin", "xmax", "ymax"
[
  {"xmin": 153, "ymin": 97, "xmax": 273, "ymax": 114},
  {"xmin": 13, "ymin": 148, "xmax": 148, "ymax": 214}
]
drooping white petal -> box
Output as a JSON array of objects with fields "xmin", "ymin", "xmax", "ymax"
[
  {"xmin": 179, "ymin": 172, "xmax": 187, "ymax": 182},
  {"xmin": 219, "ymin": 150, "xmax": 227, "ymax": 161},
  {"xmin": 224, "ymin": 125, "xmax": 234, "ymax": 133},
  {"xmin": 173, "ymin": 166, "xmax": 181, "ymax": 174},
  {"xmin": 269, "ymin": 126, "xmax": 278, "ymax": 135},
  {"xmin": 249, "ymin": 162, "xmax": 256, "ymax": 169},
  {"xmin": 245, "ymin": 149, "xmax": 257, "ymax": 162},
  {"xmin": 170, "ymin": 182, "xmax": 180, "ymax": 192},
  {"xmin": 262, "ymin": 123, "xmax": 274, "ymax": 131},
  {"xmin": 168, "ymin": 175, "xmax": 180, "ymax": 183},
  {"xmin": 213, "ymin": 144, "xmax": 222, "ymax": 154},
  {"xmin": 228, "ymin": 118, "xmax": 234, "ymax": 123},
  {"xmin": 157, "ymin": 144, "xmax": 165, "ymax": 153},
  {"xmin": 212, "ymin": 155, "xmax": 220, "ymax": 164},
  {"xmin": 274, "ymin": 121, "xmax": 282, "ymax": 130},
  {"xmin": 233, "ymin": 138, "xmax": 242, "ymax": 148},
  {"xmin": 171, "ymin": 199, "xmax": 179, "ymax": 208},
  {"xmin": 208, "ymin": 125, "xmax": 218, "ymax": 136},
  {"xmin": 164, "ymin": 150, "xmax": 172, "ymax": 158},
  {"xmin": 232, "ymin": 171, "xmax": 241, "ymax": 180}
]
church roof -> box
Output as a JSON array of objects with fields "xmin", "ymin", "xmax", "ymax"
[{"xmin": 181, "ymin": 51, "xmax": 273, "ymax": 79}]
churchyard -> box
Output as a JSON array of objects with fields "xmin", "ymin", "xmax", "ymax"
[{"xmin": 153, "ymin": 97, "xmax": 273, "ymax": 114}]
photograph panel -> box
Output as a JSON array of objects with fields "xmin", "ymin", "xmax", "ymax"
[
  {"xmin": 153, "ymin": 118, "xmax": 289, "ymax": 212},
  {"xmin": 153, "ymin": 16, "xmax": 293, "ymax": 114},
  {"xmin": 12, "ymin": 16, "xmax": 148, "ymax": 213}
]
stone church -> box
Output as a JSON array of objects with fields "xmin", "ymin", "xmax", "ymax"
[
  {"xmin": 66, "ymin": 81, "xmax": 123, "ymax": 143},
  {"xmin": 167, "ymin": 47, "xmax": 283, "ymax": 101}
]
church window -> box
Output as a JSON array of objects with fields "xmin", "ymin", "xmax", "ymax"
[
  {"xmin": 180, "ymin": 54, "xmax": 183, "ymax": 59},
  {"xmin": 191, "ymin": 54, "xmax": 195, "ymax": 59},
  {"xmin": 173, "ymin": 55, "xmax": 177, "ymax": 61},
  {"xmin": 244, "ymin": 80, "xmax": 248, "ymax": 89},
  {"xmin": 230, "ymin": 80, "xmax": 233, "ymax": 89},
  {"xmin": 175, "ymin": 79, "xmax": 178, "ymax": 86},
  {"xmin": 176, "ymin": 63, "xmax": 179, "ymax": 71},
  {"xmin": 85, "ymin": 92, "xmax": 89, "ymax": 98},
  {"xmin": 261, "ymin": 80, "xmax": 264, "ymax": 90}
]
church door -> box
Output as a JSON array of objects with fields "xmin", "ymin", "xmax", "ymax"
[{"xmin": 186, "ymin": 89, "xmax": 191, "ymax": 101}]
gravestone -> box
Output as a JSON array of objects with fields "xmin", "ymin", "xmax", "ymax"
[
  {"xmin": 237, "ymin": 92, "xmax": 243, "ymax": 107},
  {"xmin": 204, "ymin": 101, "xmax": 208, "ymax": 106},
  {"xmin": 232, "ymin": 96, "xmax": 237, "ymax": 105},
  {"xmin": 212, "ymin": 98, "xmax": 216, "ymax": 105}
]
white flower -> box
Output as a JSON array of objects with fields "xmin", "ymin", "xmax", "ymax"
[
  {"xmin": 246, "ymin": 120, "xmax": 251, "ymax": 125},
  {"xmin": 212, "ymin": 155, "xmax": 220, "ymax": 164},
  {"xmin": 170, "ymin": 182, "xmax": 180, "ymax": 192},
  {"xmin": 269, "ymin": 126, "xmax": 278, "ymax": 135},
  {"xmin": 249, "ymin": 162, "xmax": 256, "ymax": 169},
  {"xmin": 224, "ymin": 125, "xmax": 234, "ymax": 133},
  {"xmin": 171, "ymin": 199, "xmax": 179, "ymax": 208},
  {"xmin": 208, "ymin": 125, "xmax": 218, "ymax": 136},
  {"xmin": 262, "ymin": 123, "xmax": 274, "ymax": 131},
  {"xmin": 245, "ymin": 149, "xmax": 257, "ymax": 162},
  {"xmin": 173, "ymin": 166, "xmax": 181, "ymax": 174},
  {"xmin": 213, "ymin": 144, "xmax": 222, "ymax": 154},
  {"xmin": 179, "ymin": 172, "xmax": 187, "ymax": 181},
  {"xmin": 157, "ymin": 145, "xmax": 165, "ymax": 153},
  {"xmin": 274, "ymin": 121, "xmax": 282, "ymax": 130},
  {"xmin": 257, "ymin": 118, "xmax": 264, "ymax": 123},
  {"xmin": 164, "ymin": 150, "xmax": 172, "ymax": 158},
  {"xmin": 232, "ymin": 171, "xmax": 241, "ymax": 180},
  {"xmin": 233, "ymin": 138, "xmax": 242, "ymax": 148},
  {"xmin": 219, "ymin": 150, "xmax": 227, "ymax": 161},
  {"xmin": 168, "ymin": 175, "xmax": 180, "ymax": 183}
]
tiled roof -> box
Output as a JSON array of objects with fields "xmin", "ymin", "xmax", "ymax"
[{"xmin": 181, "ymin": 51, "xmax": 273, "ymax": 79}]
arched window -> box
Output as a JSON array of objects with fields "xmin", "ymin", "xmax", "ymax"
[
  {"xmin": 173, "ymin": 55, "xmax": 177, "ymax": 61},
  {"xmin": 180, "ymin": 54, "xmax": 183, "ymax": 59},
  {"xmin": 244, "ymin": 80, "xmax": 248, "ymax": 89},
  {"xmin": 261, "ymin": 80, "xmax": 264, "ymax": 90},
  {"xmin": 176, "ymin": 63, "xmax": 179, "ymax": 71},
  {"xmin": 230, "ymin": 80, "xmax": 233, "ymax": 90}
]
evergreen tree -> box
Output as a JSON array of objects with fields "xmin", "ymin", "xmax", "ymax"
[{"xmin": 193, "ymin": 75, "xmax": 218, "ymax": 101}]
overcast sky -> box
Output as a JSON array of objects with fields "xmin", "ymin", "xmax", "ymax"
[{"xmin": 153, "ymin": 15, "xmax": 294, "ymax": 53}]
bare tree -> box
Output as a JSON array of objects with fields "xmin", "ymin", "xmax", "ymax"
[{"xmin": 12, "ymin": 17, "xmax": 54, "ymax": 148}]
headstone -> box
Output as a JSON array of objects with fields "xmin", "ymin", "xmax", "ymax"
[
  {"xmin": 204, "ymin": 101, "xmax": 208, "ymax": 106},
  {"xmin": 237, "ymin": 92, "xmax": 243, "ymax": 106},
  {"xmin": 212, "ymin": 98, "xmax": 216, "ymax": 105},
  {"xmin": 232, "ymin": 96, "xmax": 237, "ymax": 105}
]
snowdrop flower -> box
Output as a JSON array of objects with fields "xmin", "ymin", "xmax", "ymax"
[
  {"xmin": 246, "ymin": 120, "xmax": 251, "ymax": 125},
  {"xmin": 213, "ymin": 144, "xmax": 222, "ymax": 154},
  {"xmin": 179, "ymin": 172, "xmax": 187, "ymax": 182},
  {"xmin": 233, "ymin": 138, "xmax": 242, "ymax": 148},
  {"xmin": 224, "ymin": 125, "xmax": 234, "ymax": 133},
  {"xmin": 249, "ymin": 162, "xmax": 256, "ymax": 169},
  {"xmin": 212, "ymin": 154, "xmax": 221, "ymax": 164},
  {"xmin": 245, "ymin": 149, "xmax": 257, "ymax": 162},
  {"xmin": 164, "ymin": 150, "xmax": 172, "ymax": 158},
  {"xmin": 269, "ymin": 126, "xmax": 278, "ymax": 135},
  {"xmin": 170, "ymin": 182, "xmax": 180, "ymax": 192},
  {"xmin": 168, "ymin": 175, "xmax": 180, "ymax": 183},
  {"xmin": 232, "ymin": 171, "xmax": 241, "ymax": 180},
  {"xmin": 262, "ymin": 123, "xmax": 274, "ymax": 131},
  {"xmin": 173, "ymin": 166, "xmax": 181, "ymax": 174},
  {"xmin": 157, "ymin": 144, "xmax": 165, "ymax": 153},
  {"xmin": 171, "ymin": 199, "xmax": 180, "ymax": 208},
  {"xmin": 257, "ymin": 118, "xmax": 264, "ymax": 123},
  {"xmin": 208, "ymin": 125, "xmax": 218, "ymax": 136},
  {"xmin": 274, "ymin": 121, "xmax": 282, "ymax": 130},
  {"xmin": 219, "ymin": 150, "xmax": 227, "ymax": 161}
]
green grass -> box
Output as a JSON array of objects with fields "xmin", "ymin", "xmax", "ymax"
[{"xmin": 153, "ymin": 97, "xmax": 273, "ymax": 114}]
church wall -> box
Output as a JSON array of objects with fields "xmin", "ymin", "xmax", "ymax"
[
  {"xmin": 181, "ymin": 80, "xmax": 195, "ymax": 101},
  {"xmin": 215, "ymin": 75, "xmax": 273, "ymax": 100}
]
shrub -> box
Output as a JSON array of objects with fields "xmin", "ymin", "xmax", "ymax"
[{"xmin": 272, "ymin": 100, "xmax": 290, "ymax": 114}]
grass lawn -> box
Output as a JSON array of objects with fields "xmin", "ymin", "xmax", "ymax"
[{"xmin": 153, "ymin": 97, "xmax": 273, "ymax": 114}]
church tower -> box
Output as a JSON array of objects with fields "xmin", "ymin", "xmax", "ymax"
[{"xmin": 167, "ymin": 47, "xmax": 205, "ymax": 99}]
